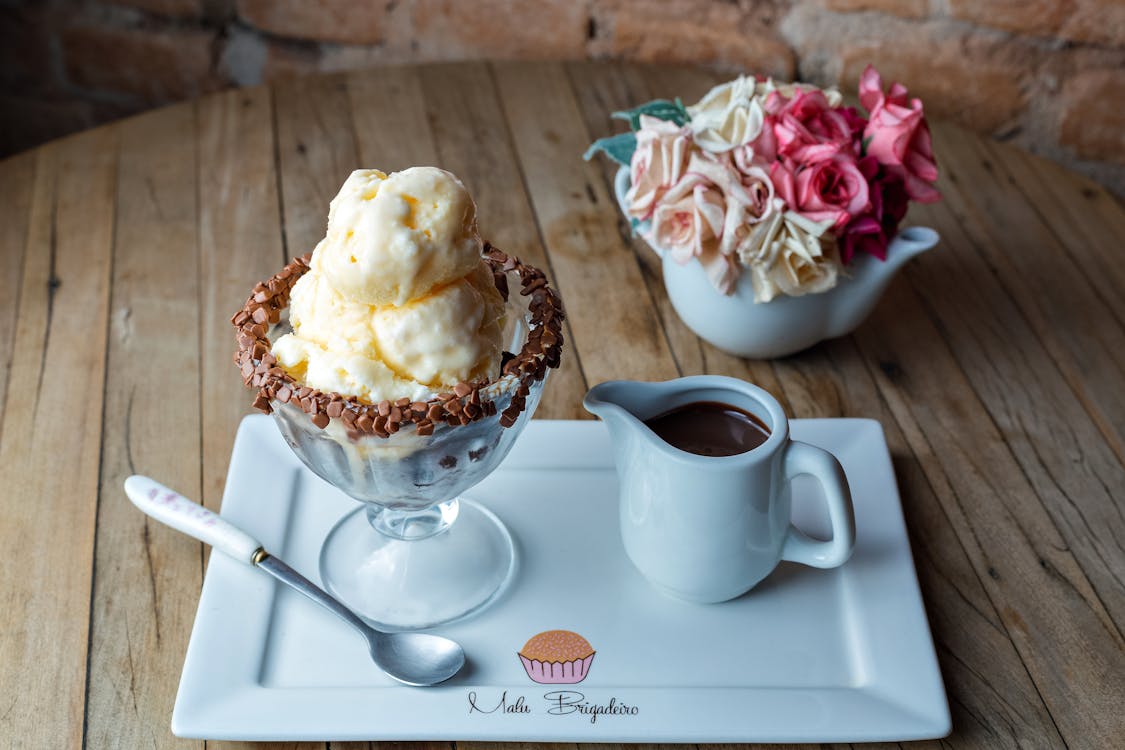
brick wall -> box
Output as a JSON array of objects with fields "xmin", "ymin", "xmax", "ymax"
[{"xmin": 2, "ymin": 0, "xmax": 1123, "ymax": 194}]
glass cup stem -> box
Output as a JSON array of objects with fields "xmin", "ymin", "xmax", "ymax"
[{"xmin": 366, "ymin": 499, "xmax": 461, "ymax": 541}]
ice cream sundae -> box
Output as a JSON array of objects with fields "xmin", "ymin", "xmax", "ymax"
[{"xmin": 231, "ymin": 166, "xmax": 564, "ymax": 629}]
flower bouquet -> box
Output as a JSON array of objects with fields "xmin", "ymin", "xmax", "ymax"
[{"xmin": 586, "ymin": 66, "xmax": 940, "ymax": 305}]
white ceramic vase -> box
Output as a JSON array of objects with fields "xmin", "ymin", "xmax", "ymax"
[{"xmin": 614, "ymin": 166, "xmax": 940, "ymax": 359}]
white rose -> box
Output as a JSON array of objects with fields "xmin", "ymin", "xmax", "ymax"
[
  {"xmin": 738, "ymin": 206, "xmax": 841, "ymax": 303},
  {"xmin": 687, "ymin": 75, "xmax": 765, "ymax": 153}
]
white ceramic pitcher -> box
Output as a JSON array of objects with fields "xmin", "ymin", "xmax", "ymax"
[{"xmin": 584, "ymin": 375, "xmax": 856, "ymax": 603}]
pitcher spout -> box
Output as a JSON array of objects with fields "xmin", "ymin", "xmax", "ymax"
[
  {"xmin": 583, "ymin": 379, "xmax": 698, "ymax": 445},
  {"xmin": 582, "ymin": 380, "xmax": 651, "ymax": 431}
]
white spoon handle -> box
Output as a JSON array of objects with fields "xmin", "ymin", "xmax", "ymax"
[{"xmin": 124, "ymin": 475, "xmax": 261, "ymax": 564}]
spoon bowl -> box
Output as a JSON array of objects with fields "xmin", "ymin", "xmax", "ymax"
[{"xmin": 372, "ymin": 632, "xmax": 467, "ymax": 686}]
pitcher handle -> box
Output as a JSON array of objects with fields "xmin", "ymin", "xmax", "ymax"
[{"xmin": 780, "ymin": 441, "xmax": 856, "ymax": 568}]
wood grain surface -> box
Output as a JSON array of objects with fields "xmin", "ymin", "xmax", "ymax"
[{"xmin": 0, "ymin": 61, "xmax": 1121, "ymax": 750}]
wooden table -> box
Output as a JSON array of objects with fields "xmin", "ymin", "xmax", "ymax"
[{"xmin": 1, "ymin": 60, "xmax": 1122, "ymax": 750}]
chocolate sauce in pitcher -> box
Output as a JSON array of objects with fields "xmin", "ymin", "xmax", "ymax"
[{"xmin": 644, "ymin": 401, "xmax": 770, "ymax": 457}]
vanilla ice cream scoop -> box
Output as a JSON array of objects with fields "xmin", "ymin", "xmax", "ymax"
[
  {"xmin": 272, "ymin": 167, "xmax": 505, "ymax": 404},
  {"xmin": 318, "ymin": 167, "xmax": 483, "ymax": 307},
  {"xmin": 371, "ymin": 262, "xmax": 504, "ymax": 386}
]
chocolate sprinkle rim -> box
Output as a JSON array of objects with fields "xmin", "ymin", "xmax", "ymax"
[{"xmin": 233, "ymin": 243, "xmax": 564, "ymax": 440}]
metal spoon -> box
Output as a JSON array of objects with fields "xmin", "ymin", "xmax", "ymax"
[{"xmin": 124, "ymin": 475, "xmax": 465, "ymax": 687}]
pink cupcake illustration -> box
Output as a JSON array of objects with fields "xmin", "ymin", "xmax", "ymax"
[{"xmin": 518, "ymin": 630, "xmax": 595, "ymax": 684}]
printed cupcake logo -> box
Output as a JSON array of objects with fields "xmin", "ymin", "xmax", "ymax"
[{"xmin": 518, "ymin": 630, "xmax": 595, "ymax": 684}]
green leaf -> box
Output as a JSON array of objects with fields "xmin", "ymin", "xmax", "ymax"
[
  {"xmin": 611, "ymin": 99, "xmax": 690, "ymax": 130},
  {"xmin": 583, "ymin": 132, "xmax": 637, "ymax": 166}
]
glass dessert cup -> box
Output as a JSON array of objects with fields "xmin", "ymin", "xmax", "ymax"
[
  {"xmin": 270, "ymin": 374, "xmax": 544, "ymax": 630},
  {"xmin": 235, "ymin": 250, "xmax": 562, "ymax": 632}
]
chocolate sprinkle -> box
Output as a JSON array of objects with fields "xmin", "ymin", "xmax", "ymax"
[{"xmin": 233, "ymin": 245, "xmax": 564, "ymax": 437}]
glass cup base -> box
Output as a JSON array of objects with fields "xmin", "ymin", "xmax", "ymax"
[{"xmin": 318, "ymin": 498, "xmax": 515, "ymax": 631}]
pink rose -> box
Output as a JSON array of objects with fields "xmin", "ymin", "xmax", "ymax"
[
  {"xmin": 771, "ymin": 155, "xmax": 870, "ymax": 230},
  {"xmin": 840, "ymin": 106, "xmax": 869, "ymax": 153},
  {"xmin": 734, "ymin": 114, "xmax": 779, "ymax": 169},
  {"xmin": 626, "ymin": 115, "xmax": 692, "ymax": 221},
  {"xmin": 859, "ymin": 65, "xmax": 939, "ymax": 203},
  {"xmin": 771, "ymin": 89, "xmax": 856, "ymax": 164},
  {"xmin": 839, "ymin": 157, "xmax": 911, "ymax": 263},
  {"xmin": 839, "ymin": 215, "xmax": 887, "ymax": 263},
  {"xmin": 762, "ymin": 90, "xmax": 787, "ymax": 116},
  {"xmin": 878, "ymin": 172, "xmax": 910, "ymax": 230}
]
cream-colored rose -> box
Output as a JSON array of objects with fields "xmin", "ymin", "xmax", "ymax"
[
  {"xmin": 652, "ymin": 177, "xmax": 724, "ymax": 264},
  {"xmin": 687, "ymin": 75, "xmax": 765, "ymax": 153},
  {"xmin": 770, "ymin": 236, "xmax": 840, "ymax": 298},
  {"xmin": 756, "ymin": 78, "xmax": 843, "ymax": 107},
  {"xmin": 682, "ymin": 151, "xmax": 776, "ymax": 261},
  {"xmin": 738, "ymin": 206, "xmax": 841, "ymax": 303},
  {"xmin": 651, "ymin": 175, "xmax": 739, "ymax": 294},
  {"xmin": 626, "ymin": 115, "xmax": 691, "ymax": 221}
]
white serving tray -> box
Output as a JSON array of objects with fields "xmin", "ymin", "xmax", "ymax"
[{"xmin": 173, "ymin": 416, "xmax": 949, "ymax": 742}]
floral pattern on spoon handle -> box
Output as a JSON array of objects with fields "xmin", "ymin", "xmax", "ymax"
[{"xmin": 124, "ymin": 475, "xmax": 262, "ymax": 563}]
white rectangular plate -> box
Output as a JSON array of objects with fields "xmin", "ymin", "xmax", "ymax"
[{"xmin": 174, "ymin": 416, "xmax": 949, "ymax": 742}]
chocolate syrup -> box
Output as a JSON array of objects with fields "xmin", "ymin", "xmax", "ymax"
[{"xmin": 644, "ymin": 401, "xmax": 770, "ymax": 457}]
